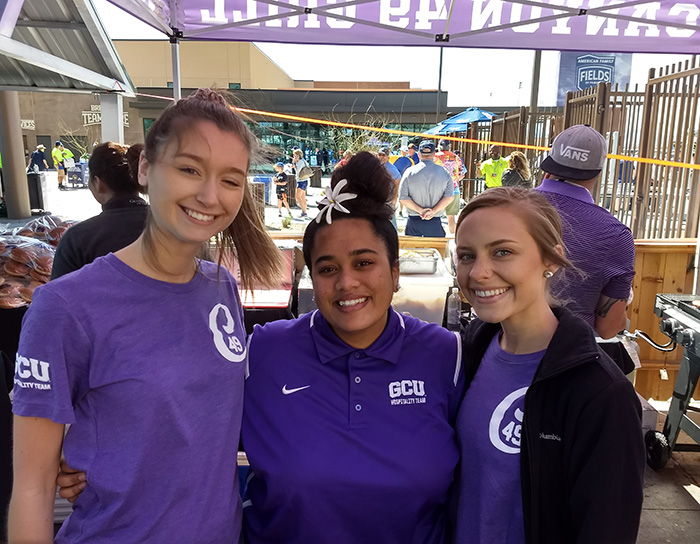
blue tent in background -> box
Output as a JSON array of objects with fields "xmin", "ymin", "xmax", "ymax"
[{"xmin": 425, "ymin": 107, "xmax": 495, "ymax": 135}]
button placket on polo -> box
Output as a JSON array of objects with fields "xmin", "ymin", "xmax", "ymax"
[{"xmin": 349, "ymin": 351, "xmax": 367, "ymax": 428}]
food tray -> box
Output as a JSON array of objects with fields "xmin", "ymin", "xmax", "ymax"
[{"xmin": 399, "ymin": 248, "xmax": 440, "ymax": 275}]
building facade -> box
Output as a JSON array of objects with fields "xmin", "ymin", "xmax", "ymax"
[{"xmin": 17, "ymin": 41, "xmax": 451, "ymax": 163}]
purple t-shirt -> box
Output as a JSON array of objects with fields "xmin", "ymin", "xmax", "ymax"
[
  {"xmin": 454, "ymin": 333, "xmax": 544, "ymax": 544},
  {"xmin": 242, "ymin": 309, "xmax": 463, "ymax": 544},
  {"xmin": 536, "ymin": 178, "xmax": 635, "ymax": 328},
  {"xmin": 13, "ymin": 254, "xmax": 246, "ymax": 544}
]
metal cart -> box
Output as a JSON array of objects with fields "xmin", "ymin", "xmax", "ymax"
[{"xmin": 645, "ymin": 294, "xmax": 700, "ymax": 469}]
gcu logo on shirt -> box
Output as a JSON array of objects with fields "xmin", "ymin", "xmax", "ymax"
[
  {"xmin": 208, "ymin": 303, "xmax": 246, "ymax": 363},
  {"xmin": 388, "ymin": 380, "xmax": 426, "ymax": 405},
  {"xmin": 14, "ymin": 353, "xmax": 51, "ymax": 390},
  {"xmin": 558, "ymin": 145, "xmax": 590, "ymax": 162}
]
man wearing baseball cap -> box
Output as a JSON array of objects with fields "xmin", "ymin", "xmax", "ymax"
[
  {"xmin": 407, "ymin": 143, "xmax": 420, "ymax": 164},
  {"xmin": 27, "ymin": 144, "xmax": 49, "ymax": 173},
  {"xmin": 398, "ymin": 140, "xmax": 454, "ymax": 237},
  {"xmin": 537, "ymin": 124, "xmax": 635, "ymax": 343}
]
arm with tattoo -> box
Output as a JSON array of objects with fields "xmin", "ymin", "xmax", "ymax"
[{"xmin": 595, "ymin": 295, "xmax": 628, "ymax": 339}]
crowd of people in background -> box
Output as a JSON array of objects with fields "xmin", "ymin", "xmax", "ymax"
[{"xmin": 275, "ymin": 138, "xmax": 540, "ymax": 236}]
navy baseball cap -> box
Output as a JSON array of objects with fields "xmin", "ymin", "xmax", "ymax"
[
  {"xmin": 377, "ymin": 147, "xmax": 391, "ymax": 156},
  {"xmin": 55, "ymin": 141, "xmax": 63, "ymax": 146},
  {"xmin": 419, "ymin": 140, "xmax": 435, "ymax": 153},
  {"xmin": 275, "ymin": 162, "xmax": 285, "ymax": 168}
]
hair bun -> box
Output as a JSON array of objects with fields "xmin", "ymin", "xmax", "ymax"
[
  {"xmin": 329, "ymin": 151, "xmax": 394, "ymax": 221},
  {"xmin": 187, "ymin": 88, "xmax": 229, "ymax": 108}
]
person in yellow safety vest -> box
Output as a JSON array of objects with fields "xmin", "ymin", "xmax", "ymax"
[
  {"xmin": 478, "ymin": 145, "xmax": 509, "ymax": 188},
  {"xmin": 52, "ymin": 141, "xmax": 66, "ymax": 189}
]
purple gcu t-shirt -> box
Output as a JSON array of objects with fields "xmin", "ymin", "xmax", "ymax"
[
  {"xmin": 454, "ymin": 333, "xmax": 544, "ymax": 544},
  {"xmin": 13, "ymin": 254, "xmax": 245, "ymax": 544},
  {"xmin": 536, "ymin": 178, "xmax": 635, "ymax": 328}
]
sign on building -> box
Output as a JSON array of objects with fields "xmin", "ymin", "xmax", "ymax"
[
  {"xmin": 82, "ymin": 105, "xmax": 129, "ymax": 128},
  {"xmin": 20, "ymin": 119, "xmax": 35, "ymax": 130}
]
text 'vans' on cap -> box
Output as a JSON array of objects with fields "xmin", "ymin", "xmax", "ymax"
[{"xmin": 541, "ymin": 124, "xmax": 607, "ymax": 181}]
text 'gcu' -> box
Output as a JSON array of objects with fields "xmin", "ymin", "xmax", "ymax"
[
  {"xmin": 388, "ymin": 380, "xmax": 426, "ymax": 398},
  {"xmin": 15, "ymin": 354, "xmax": 50, "ymax": 382}
]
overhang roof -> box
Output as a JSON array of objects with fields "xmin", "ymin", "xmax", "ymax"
[{"xmin": 0, "ymin": 0, "xmax": 134, "ymax": 94}]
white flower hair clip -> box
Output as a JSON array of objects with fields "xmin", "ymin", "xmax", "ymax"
[{"xmin": 315, "ymin": 178, "xmax": 358, "ymax": 225}]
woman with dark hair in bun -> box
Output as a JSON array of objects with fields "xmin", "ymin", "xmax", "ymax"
[
  {"xmin": 242, "ymin": 151, "xmax": 464, "ymax": 544},
  {"xmin": 51, "ymin": 141, "xmax": 149, "ymax": 279}
]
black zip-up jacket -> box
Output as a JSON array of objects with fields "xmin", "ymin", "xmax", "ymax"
[{"xmin": 461, "ymin": 307, "xmax": 645, "ymax": 543}]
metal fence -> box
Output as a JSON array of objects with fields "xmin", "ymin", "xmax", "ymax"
[
  {"xmin": 632, "ymin": 59, "xmax": 700, "ymax": 239},
  {"xmin": 478, "ymin": 56, "xmax": 700, "ymax": 239}
]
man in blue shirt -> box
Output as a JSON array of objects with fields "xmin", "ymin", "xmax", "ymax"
[
  {"xmin": 27, "ymin": 144, "xmax": 49, "ymax": 172},
  {"xmin": 393, "ymin": 146, "xmax": 412, "ymax": 177}
]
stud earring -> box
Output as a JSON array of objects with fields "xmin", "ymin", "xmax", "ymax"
[{"xmin": 543, "ymin": 270, "xmax": 554, "ymax": 279}]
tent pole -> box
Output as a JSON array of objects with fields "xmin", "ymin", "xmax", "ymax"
[
  {"xmin": 527, "ymin": 50, "xmax": 542, "ymax": 150},
  {"xmin": 436, "ymin": 47, "xmax": 444, "ymax": 125},
  {"xmin": 170, "ymin": 32, "xmax": 182, "ymax": 101}
]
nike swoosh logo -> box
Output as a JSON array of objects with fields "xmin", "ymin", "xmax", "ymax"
[{"xmin": 282, "ymin": 384, "xmax": 310, "ymax": 395}]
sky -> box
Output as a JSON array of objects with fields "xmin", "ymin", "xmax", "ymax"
[{"xmin": 93, "ymin": 0, "xmax": 691, "ymax": 110}]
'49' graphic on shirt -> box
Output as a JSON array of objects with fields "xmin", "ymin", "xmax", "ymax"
[
  {"xmin": 208, "ymin": 303, "xmax": 245, "ymax": 363},
  {"xmin": 488, "ymin": 386, "xmax": 528, "ymax": 454}
]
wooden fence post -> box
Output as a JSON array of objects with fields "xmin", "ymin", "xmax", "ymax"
[
  {"xmin": 631, "ymin": 68, "xmax": 656, "ymax": 239},
  {"xmin": 591, "ymin": 83, "xmax": 610, "ymax": 202},
  {"xmin": 593, "ymin": 82, "xmax": 609, "ymax": 133},
  {"xmin": 563, "ymin": 90, "xmax": 572, "ymax": 127}
]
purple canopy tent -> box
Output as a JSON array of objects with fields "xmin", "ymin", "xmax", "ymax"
[{"xmin": 108, "ymin": 0, "xmax": 700, "ymax": 98}]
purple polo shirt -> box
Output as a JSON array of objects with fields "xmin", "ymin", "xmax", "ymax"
[
  {"xmin": 536, "ymin": 178, "xmax": 635, "ymax": 328},
  {"xmin": 242, "ymin": 309, "xmax": 463, "ymax": 544}
]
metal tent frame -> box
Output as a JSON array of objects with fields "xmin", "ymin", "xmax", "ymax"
[{"xmin": 105, "ymin": 0, "xmax": 700, "ymax": 101}]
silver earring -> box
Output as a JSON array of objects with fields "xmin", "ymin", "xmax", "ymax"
[{"xmin": 544, "ymin": 270, "xmax": 554, "ymax": 279}]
